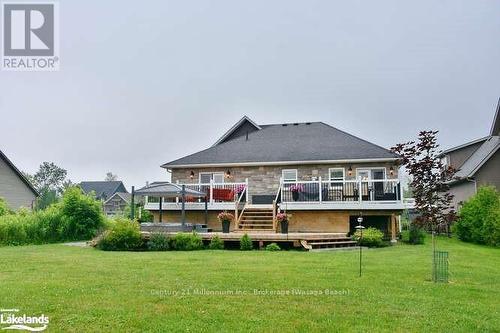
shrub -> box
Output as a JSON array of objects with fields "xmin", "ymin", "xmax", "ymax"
[
  {"xmin": 0, "ymin": 214, "xmax": 27, "ymax": 245},
  {"xmin": 0, "ymin": 197, "xmax": 13, "ymax": 217},
  {"xmin": 208, "ymin": 235, "xmax": 224, "ymax": 250},
  {"xmin": 97, "ymin": 218, "xmax": 143, "ymax": 251},
  {"xmin": 265, "ymin": 243, "xmax": 281, "ymax": 251},
  {"xmin": 454, "ymin": 186, "xmax": 500, "ymax": 247},
  {"xmin": 60, "ymin": 187, "xmax": 105, "ymax": 240},
  {"xmin": 353, "ymin": 227, "xmax": 384, "ymax": 247},
  {"xmin": 147, "ymin": 232, "xmax": 170, "ymax": 251},
  {"xmin": 240, "ymin": 233, "xmax": 253, "ymax": 251},
  {"xmin": 401, "ymin": 225, "xmax": 425, "ymax": 245},
  {"xmin": 169, "ymin": 232, "xmax": 203, "ymax": 251}
]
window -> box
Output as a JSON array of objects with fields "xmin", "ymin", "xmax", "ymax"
[
  {"xmin": 282, "ymin": 169, "xmax": 298, "ymax": 183},
  {"xmin": 329, "ymin": 168, "xmax": 345, "ymax": 181},
  {"xmin": 199, "ymin": 172, "xmax": 225, "ymax": 184}
]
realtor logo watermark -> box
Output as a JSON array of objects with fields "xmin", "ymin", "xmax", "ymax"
[
  {"xmin": 2, "ymin": 2, "xmax": 59, "ymax": 71},
  {"xmin": 0, "ymin": 308, "xmax": 49, "ymax": 331}
]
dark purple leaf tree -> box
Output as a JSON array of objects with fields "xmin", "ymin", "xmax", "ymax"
[{"xmin": 391, "ymin": 131, "xmax": 457, "ymax": 255}]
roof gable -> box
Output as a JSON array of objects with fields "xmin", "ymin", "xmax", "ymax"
[
  {"xmin": 453, "ymin": 136, "xmax": 500, "ymax": 180},
  {"xmin": 0, "ymin": 149, "xmax": 39, "ymax": 196},
  {"xmin": 212, "ymin": 116, "xmax": 261, "ymax": 146},
  {"xmin": 163, "ymin": 121, "xmax": 398, "ymax": 168}
]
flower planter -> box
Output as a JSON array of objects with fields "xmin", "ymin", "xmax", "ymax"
[
  {"xmin": 280, "ymin": 220, "xmax": 289, "ymax": 234},
  {"xmin": 292, "ymin": 191, "xmax": 299, "ymax": 201},
  {"xmin": 222, "ymin": 220, "xmax": 230, "ymax": 233}
]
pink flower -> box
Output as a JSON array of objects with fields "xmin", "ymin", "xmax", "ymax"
[
  {"xmin": 217, "ymin": 211, "xmax": 234, "ymax": 222},
  {"xmin": 289, "ymin": 184, "xmax": 304, "ymax": 192},
  {"xmin": 276, "ymin": 213, "xmax": 289, "ymax": 222}
]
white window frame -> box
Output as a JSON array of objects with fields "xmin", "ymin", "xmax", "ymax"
[
  {"xmin": 356, "ymin": 167, "xmax": 386, "ymax": 180},
  {"xmin": 328, "ymin": 168, "xmax": 345, "ymax": 181},
  {"xmin": 199, "ymin": 172, "xmax": 225, "ymax": 184},
  {"xmin": 282, "ymin": 169, "xmax": 298, "ymax": 183}
]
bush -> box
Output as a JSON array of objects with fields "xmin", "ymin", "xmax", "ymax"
[
  {"xmin": 454, "ymin": 186, "xmax": 500, "ymax": 247},
  {"xmin": 353, "ymin": 227, "xmax": 384, "ymax": 247},
  {"xmin": 96, "ymin": 218, "xmax": 143, "ymax": 251},
  {"xmin": 169, "ymin": 232, "xmax": 203, "ymax": 251},
  {"xmin": 0, "ymin": 197, "xmax": 13, "ymax": 216},
  {"xmin": 147, "ymin": 232, "xmax": 169, "ymax": 251},
  {"xmin": 265, "ymin": 243, "xmax": 281, "ymax": 251},
  {"xmin": 208, "ymin": 235, "xmax": 224, "ymax": 250},
  {"xmin": 240, "ymin": 233, "xmax": 253, "ymax": 250},
  {"xmin": 60, "ymin": 187, "xmax": 105, "ymax": 240},
  {"xmin": 0, "ymin": 187, "xmax": 106, "ymax": 247}
]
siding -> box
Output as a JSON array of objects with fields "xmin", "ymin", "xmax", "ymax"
[
  {"xmin": 446, "ymin": 141, "xmax": 484, "ymax": 169},
  {"xmin": 0, "ymin": 157, "xmax": 36, "ymax": 210}
]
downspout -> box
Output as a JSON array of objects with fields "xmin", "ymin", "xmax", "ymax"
[{"xmin": 465, "ymin": 177, "xmax": 477, "ymax": 194}]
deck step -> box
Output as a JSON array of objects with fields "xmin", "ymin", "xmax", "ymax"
[
  {"xmin": 239, "ymin": 224, "xmax": 274, "ymax": 227},
  {"xmin": 308, "ymin": 241, "xmax": 357, "ymax": 246}
]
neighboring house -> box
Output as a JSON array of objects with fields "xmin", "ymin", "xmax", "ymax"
[
  {"xmin": 103, "ymin": 192, "xmax": 132, "ymax": 216},
  {"xmin": 0, "ymin": 149, "xmax": 38, "ymax": 210},
  {"xmin": 440, "ymin": 100, "xmax": 500, "ymax": 210},
  {"xmin": 146, "ymin": 116, "xmax": 406, "ymax": 241},
  {"xmin": 79, "ymin": 181, "xmax": 128, "ymax": 216}
]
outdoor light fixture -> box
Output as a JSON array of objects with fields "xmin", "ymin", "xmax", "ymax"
[
  {"xmin": 225, "ymin": 170, "xmax": 231, "ymax": 178},
  {"xmin": 348, "ymin": 166, "xmax": 353, "ymax": 176},
  {"xmin": 389, "ymin": 166, "xmax": 394, "ymax": 176},
  {"xmin": 190, "ymin": 171, "xmax": 195, "ymax": 179}
]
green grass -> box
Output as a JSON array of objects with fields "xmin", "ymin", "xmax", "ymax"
[{"xmin": 0, "ymin": 237, "xmax": 498, "ymax": 332}]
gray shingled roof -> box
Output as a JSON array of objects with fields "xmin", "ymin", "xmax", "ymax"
[
  {"xmin": 162, "ymin": 121, "xmax": 398, "ymax": 168},
  {"xmin": 79, "ymin": 181, "xmax": 127, "ymax": 200},
  {"xmin": 453, "ymin": 136, "xmax": 499, "ymax": 179}
]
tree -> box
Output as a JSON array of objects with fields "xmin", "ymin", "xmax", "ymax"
[
  {"xmin": 391, "ymin": 130, "xmax": 457, "ymax": 278},
  {"xmin": 31, "ymin": 162, "xmax": 68, "ymax": 194},
  {"xmin": 105, "ymin": 172, "xmax": 118, "ymax": 181},
  {"xmin": 24, "ymin": 162, "xmax": 71, "ymax": 210}
]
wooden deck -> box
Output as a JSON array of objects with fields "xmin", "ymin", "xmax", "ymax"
[{"xmin": 140, "ymin": 231, "xmax": 356, "ymax": 250}]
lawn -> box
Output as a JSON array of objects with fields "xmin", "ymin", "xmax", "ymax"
[{"xmin": 0, "ymin": 237, "xmax": 498, "ymax": 332}]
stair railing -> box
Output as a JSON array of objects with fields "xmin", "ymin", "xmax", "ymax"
[
  {"xmin": 235, "ymin": 181, "xmax": 248, "ymax": 229},
  {"xmin": 272, "ymin": 182, "xmax": 282, "ymax": 232}
]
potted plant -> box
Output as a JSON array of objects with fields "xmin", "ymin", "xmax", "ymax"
[
  {"xmin": 217, "ymin": 211, "xmax": 234, "ymax": 233},
  {"xmin": 276, "ymin": 212, "xmax": 290, "ymax": 234},
  {"xmin": 289, "ymin": 184, "xmax": 304, "ymax": 201}
]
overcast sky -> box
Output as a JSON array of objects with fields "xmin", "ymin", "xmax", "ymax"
[{"xmin": 1, "ymin": 0, "xmax": 499, "ymax": 190}]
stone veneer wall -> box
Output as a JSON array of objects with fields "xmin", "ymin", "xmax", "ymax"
[{"xmin": 170, "ymin": 163, "xmax": 398, "ymax": 203}]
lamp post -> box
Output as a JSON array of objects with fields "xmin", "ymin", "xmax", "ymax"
[{"xmin": 355, "ymin": 215, "xmax": 365, "ymax": 277}]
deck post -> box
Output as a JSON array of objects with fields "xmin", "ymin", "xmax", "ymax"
[
  {"xmin": 204, "ymin": 196, "xmax": 208, "ymax": 225},
  {"xmin": 159, "ymin": 197, "xmax": 163, "ymax": 223},
  {"xmin": 390, "ymin": 214, "xmax": 397, "ymax": 243},
  {"xmin": 245, "ymin": 178, "xmax": 249, "ymax": 203},
  {"xmin": 318, "ymin": 177, "xmax": 322, "ymax": 203},
  {"xmin": 181, "ymin": 185, "xmax": 186, "ymax": 229},
  {"xmin": 210, "ymin": 179, "xmax": 214, "ymax": 205},
  {"xmin": 358, "ymin": 179, "xmax": 362, "ymax": 202}
]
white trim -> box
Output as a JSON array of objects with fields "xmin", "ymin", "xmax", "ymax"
[
  {"xmin": 282, "ymin": 169, "xmax": 298, "ymax": 182},
  {"xmin": 355, "ymin": 167, "xmax": 386, "ymax": 180},
  {"xmin": 199, "ymin": 172, "xmax": 225, "ymax": 184},
  {"xmin": 211, "ymin": 116, "xmax": 261, "ymax": 147},
  {"xmin": 328, "ymin": 167, "xmax": 345, "ymax": 181},
  {"xmin": 163, "ymin": 158, "xmax": 399, "ymax": 169},
  {"xmin": 440, "ymin": 136, "xmax": 488, "ymax": 156}
]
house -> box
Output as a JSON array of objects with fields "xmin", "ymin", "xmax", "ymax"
[
  {"xmin": 440, "ymin": 99, "xmax": 500, "ymax": 210},
  {"xmin": 103, "ymin": 192, "xmax": 132, "ymax": 217},
  {"xmin": 79, "ymin": 181, "xmax": 129, "ymax": 216},
  {"xmin": 0, "ymin": 149, "xmax": 38, "ymax": 210},
  {"xmin": 145, "ymin": 116, "xmax": 405, "ymax": 242}
]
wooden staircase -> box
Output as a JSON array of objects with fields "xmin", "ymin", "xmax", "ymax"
[
  {"xmin": 236, "ymin": 206, "xmax": 275, "ymax": 232},
  {"xmin": 300, "ymin": 237, "xmax": 358, "ymax": 250}
]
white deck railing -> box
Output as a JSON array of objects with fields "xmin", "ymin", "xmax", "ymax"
[
  {"xmin": 145, "ymin": 179, "xmax": 248, "ymax": 205},
  {"xmin": 280, "ymin": 178, "xmax": 402, "ymax": 204}
]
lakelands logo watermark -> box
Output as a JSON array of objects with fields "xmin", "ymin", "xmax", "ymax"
[
  {"xmin": 0, "ymin": 309, "xmax": 49, "ymax": 331},
  {"xmin": 1, "ymin": 2, "xmax": 59, "ymax": 71}
]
